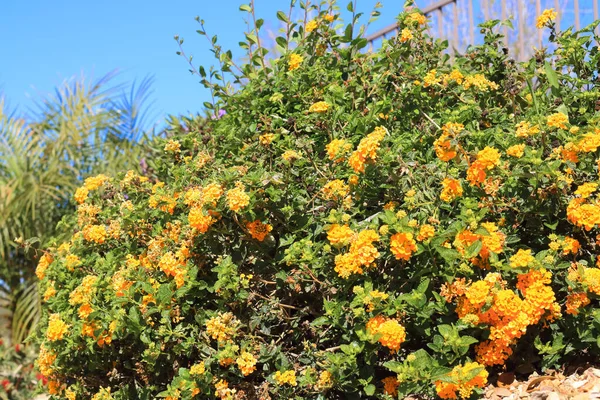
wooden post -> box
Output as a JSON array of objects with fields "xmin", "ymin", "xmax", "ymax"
[
  {"xmin": 554, "ymin": 0, "xmax": 560, "ymax": 32},
  {"xmin": 453, "ymin": 1, "xmax": 459, "ymax": 52}
]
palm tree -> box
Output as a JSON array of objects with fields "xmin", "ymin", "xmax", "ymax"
[{"xmin": 0, "ymin": 72, "xmax": 155, "ymax": 345}]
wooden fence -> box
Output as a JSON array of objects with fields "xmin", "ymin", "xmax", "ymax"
[{"xmin": 366, "ymin": 0, "xmax": 600, "ymax": 59}]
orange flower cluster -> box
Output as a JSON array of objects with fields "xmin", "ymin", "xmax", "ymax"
[
  {"xmin": 450, "ymin": 268, "xmax": 559, "ymax": 366},
  {"xmin": 565, "ymin": 292, "xmax": 590, "ymax": 315},
  {"xmin": 389, "ymin": 232, "xmax": 417, "ymax": 261},
  {"xmin": 348, "ymin": 126, "xmax": 387, "ymax": 173},
  {"xmin": 435, "ymin": 362, "xmax": 488, "ymax": 399},
  {"xmin": 46, "ymin": 314, "xmax": 69, "ymax": 341},
  {"xmin": 158, "ymin": 251, "xmax": 187, "ymax": 288},
  {"xmin": 467, "ymin": 147, "xmax": 501, "ymax": 186},
  {"xmin": 440, "ymin": 178, "xmax": 463, "ymax": 202},
  {"xmin": 334, "ymin": 230, "xmax": 380, "ymax": 278},
  {"xmin": 236, "ymin": 352, "xmax": 257, "ymax": 376},
  {"xmin": 246, "ymin": 220, "xmax": 273, "ymax": 241},
  {"xmin": 434, "ymin": 123, "xmax": 463, "ymax": 162},
  {"xmin": 366, "ymin": 315, "xmax": 406, "ymax": 353},
  {"xmin": 454, "ymin": 222, "xmax": 505, "ymax": 268}
]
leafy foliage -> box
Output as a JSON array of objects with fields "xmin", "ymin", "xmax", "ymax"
[
  {"xmin": 0, "ymin": 73, "xmax": 154, "ymax": 346},
  {"xmin": 36, "ymin": 1, "xmax": 600, "ymax": 399}
]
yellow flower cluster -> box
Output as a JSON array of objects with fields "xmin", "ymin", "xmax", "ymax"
[
  {"xmin": 46, "ymin": 314, "xmax": 69, "ymax": 341},
  {"xmin": 327, "ymin": 224, "xmax": 355, "ymax": 247},
  {"xmin": 515, "ymin": 121, "xmax": 540, "ymax": 137},
  {"xmin": 288, "ymin": 53, "xmax": 303, "ymax": 71},
  {"xmin": 36, "ymin": 253, "xmax": 53, "ymax": 280},
  {"xmin": 205, "ymin": 312, "xmax": 239, "ymax": 342},
  {"xmin": 273, "ymin": 370, "xmax": 297, "ymax": 386},
  {"xmin": 226, "ymin": 183, "xmax": 250, "ymax": 212},
  {"xmin": 509, "ymin": 248, "xmax": 535, "ymax": 268},
  {"xmin": 348, "ymin": 126, "xmax": 387, "ymax": 173},
  {"xmin": 366, "ymin": 315, "xmax": 406, "ymax": 353},
  {"xmin": 435, "ymin": 362, "xmax": 488, "ymax": 399},
  {"xmin": 536, "ymin": 8, "xmax": 557, "ymax": 28},
  {"xmin": 236, "ymin": 352, "xmax": 257, "ymax": 376},
  {"xmin": 547, "ymin": 112, "xmax": 568, "ymax": 129},
  {"xmin": 326, "ymin": 139, "xmax": 352, "ymax": 162},
  {"xmin": 282, "ymin": 149, "xmax": 302, "ymax": 162},
  {"xmin": 309, "ymin": 101, "xmax": 330, "ymax": 113},
  {"xmin": 322, "ymin": 179, "xmax": 350, "ymax": 202},
  {"xmin": 82, "ymin": 224, "xmax": 107, "ymax": 244},
  {"xmin": 334, "ymin": 229, "xmax": 380, "ymax": 278}
]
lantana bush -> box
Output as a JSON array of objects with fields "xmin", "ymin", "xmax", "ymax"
[{"xmin": 35, "ymin": 1, "xmax": 600, "ymax": 399}]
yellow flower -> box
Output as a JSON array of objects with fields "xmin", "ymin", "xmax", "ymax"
[
  {"xmin": 259, "ymin": 133, "xmax": 275, "ymax": 145},
  {"xmin": 164, "ymin": 139, "xmax": 181, "ymax": 153},
  {"xmin": 510, "ymin": 249, "xmax": 535, "ymax": 268},
  {"xmin": 46, "ymin": 313, "xmax": 69, "ymax": 341},
  {"xmin": 317, "ymin": 370, "xmax": 333, "ymax": 389},
  {"xmin": 282, "ymin": 150, "xmax": 302, "ymax": 162},
  {"xmin": 273, "ymin": 370, "xmax": 297, "ymax": 386},
  {"xmin": 305, "ymin": 19, "xmax": 318, "ymax": 33},
  {"xmin": 84, "ymin": 174, "xmax": 109, "ymax": 191},
  {"xmin": 536, "ymin": 8, "xmax": 557, "ymax": 28},
  {"xmin": 406, "ymin": 12, "xmax": 427, "ymax": 25},
  {"xmin": 417, "ymin": 224, "xmax": 435, "ymax": 241},
  {"xmin": 236, "ymin": 352, "xmax": 257, "ymax": 376},
  {"xmin": 326, "ymin": 139, "xmax": 352, "ymax": 162},
  {"xmin": 36, "ymin": 253, "xmax": 53, "ymax": 280},
  {"xmin": 206, "ymin": 312, "xmax": 239, "ymax": 343},
  {"xmin": 321, "ymin": 179, "xmax": 350, "ymax": 201},
  {"xmin": 288, "ymin": 53, "xmax": 303, "ymax": 71},
  {"xmin": 348, "ymin": 126, "xmax": 387, "ymax": 173},
  {"xmin": 507, "ymin": 144, "xmax": 525, "ymax": 158},
  {"xmin": 74, "ymin": 186, "xmax": 89, "ymax": 204},
  {"xmin": 399, "ymin": 28, "xmax": 413, "ymax": 43},
  {"xmin": 547, "ymin": 112, "xmax": 568, "ymax": 129},
  {"xmin": 575, "ymin": 182, "xmax": 598, "ymax": 199},
  {"xmin": 324, "ymin": 14, "xmax": 335, "ymax": 22},
  {"xmin": 226, "ymin": 183, "xmax": 250, "ymax": 212},
  {"xmin": 515, "ymin": 121, "xmax": 540, "ymax": 137},
  {"xmin": 309, "ymin": 101, "xmax": 330, "ymax": 113},
  {"xmin": 327, "ymin": 224, "xmax": 355, "ymax": 247},
  {"xmin": 367, "ymin": 316, "xmax": 406, "ymax": 353},
  {"xmin": 476, "ymin": 146, "xmax": 501, "ymax": 169},
  {"xmin": 190, "ymin": 362, "xmax": 206, "ymax": 376}
]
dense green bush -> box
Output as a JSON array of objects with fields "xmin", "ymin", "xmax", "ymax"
[{"xmin": 36, "ymin": 2, "xmax": 600, "ymax": 399}]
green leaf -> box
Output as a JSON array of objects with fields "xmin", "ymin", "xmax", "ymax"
[
  {"xmin": 364, "ymin": 384, "xmax": 376, "ymax": 396},
  {"xmin": 544, "ymin": 62, "xmax": 560, "ymax": 89},
  {"xmin": 276, "ymin": 11, "xmax": 288, "ymax": 23},
  {"xmin": 239, "ymin": 4, "xmax": 252, "ymax": 12}
]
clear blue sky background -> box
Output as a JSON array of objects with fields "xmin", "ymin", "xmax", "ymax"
[
  {"xmin": 0, "ymin": 0, "xmax": 587, "ymax": 127},
  {"xmin": 0, "ymin": 0, "xmax": 395, "ymax": 125}
]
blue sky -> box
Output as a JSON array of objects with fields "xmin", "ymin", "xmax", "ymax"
[
  {"xmin": 0, "ymin": 0, "xmax": 588, "ymax": 127},
  {"xmin": 0, "ymin": 0, "xmax": 392, "ymax": 126}
]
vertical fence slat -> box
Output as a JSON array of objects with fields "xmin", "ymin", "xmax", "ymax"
[
  {"xmin": 453, "ymin": 1, "xmax": 459, "ymax": 52},
  {"xmin": 554, "ymin": 0, "xmax": 560, "ymax": 32},
  {"xmin": 594, "ymin": 0, "xmax": 599, "ymax": 40},
  {"xmin": 517, "ymin": 0, "xmax": 524, "ymax": 60},
  {"xmin": 437, "ymin": 8, "xmax": 443, "ymax": 40},
  {"xmin": 468, "ymin": 0, "xmax": 474, "ymax": 45},
  {"xmin": 502, "ymin": 0, "xmax": 508, "ymax": 46},
  {"xmin": 536, "ymin": 0, "xmax": 542, "ymax": 47},
  {"xmin": 574, "ymin": 0, "xmax": 580, "ymax": 31}
]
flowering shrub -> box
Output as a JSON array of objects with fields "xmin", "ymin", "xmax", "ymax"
[{"xmin": 35, "ymin": 1, "xmax": 600, "ymax": 399}]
